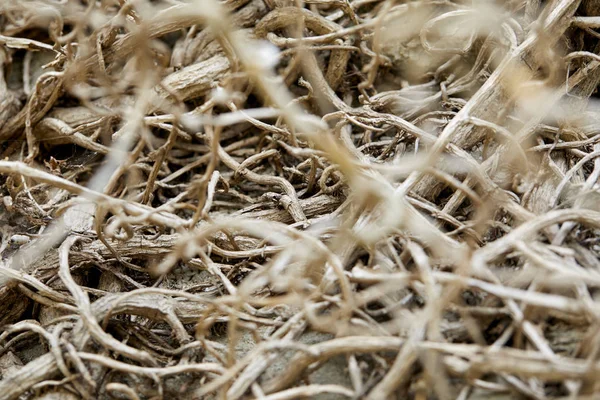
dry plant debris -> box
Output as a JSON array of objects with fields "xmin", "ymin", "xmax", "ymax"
[{"xmin": 2, "ymin": 0, "xmax": 600, "ymax": 399}]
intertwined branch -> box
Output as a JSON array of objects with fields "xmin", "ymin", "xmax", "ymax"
[{"xmin": 1, "ymin": 0, "xmax": 600, "ymax": 399}]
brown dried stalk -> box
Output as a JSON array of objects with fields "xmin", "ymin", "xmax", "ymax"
[{"xmin": 2, "ymin": 0, "xmax": 600, "ymax": 399}]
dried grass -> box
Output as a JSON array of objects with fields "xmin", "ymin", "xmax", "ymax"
[{"xmin": 1, "ymin": 0, "xmax": 600, "ymax": 399}]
